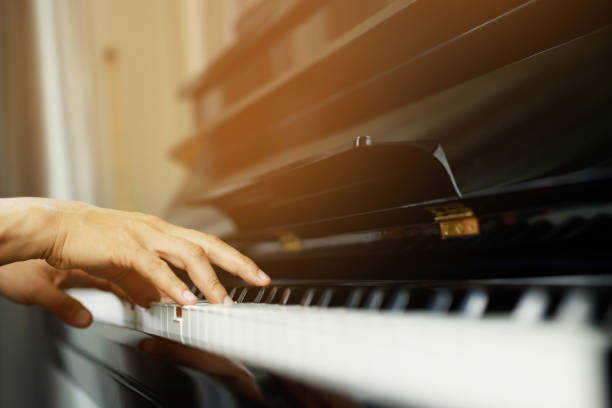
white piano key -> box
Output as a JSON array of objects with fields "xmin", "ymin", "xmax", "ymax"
[
  {"xmin": 69, "ymin": 289, "xmax": 609, "ymax": 408},
  {"xmin": 513, "ymin": 288, "xmax": 549, "ymax": 322},
  {"xmin": 462, "ymin": 288, "xmax": 489, "ymax": 318},
  {"xmin": 557, "ymin": 289, "xmax": 594, "ymax": 323}
]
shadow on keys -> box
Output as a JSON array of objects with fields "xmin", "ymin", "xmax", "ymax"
[{"xmin": 139, "ymin": 337, "xmax": 364, "ymax": 408}]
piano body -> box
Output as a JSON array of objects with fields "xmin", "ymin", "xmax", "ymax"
[{"xmin": 51, "ymin": 1, "xmax": 612, "ymax": 407}]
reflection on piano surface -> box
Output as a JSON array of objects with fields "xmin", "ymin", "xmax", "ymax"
[{"xmin": 52, "ymin": 0, "xmax": 612, "ymax": 407}]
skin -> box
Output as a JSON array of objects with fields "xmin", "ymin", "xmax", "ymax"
[{"xmin": 0, "ymin": 197, "xmax": 270, "ymax": 327}]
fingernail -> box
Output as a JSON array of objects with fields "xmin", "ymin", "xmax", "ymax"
[
  {"xmin": 257, "ymin": 269, "xmax": 270, "ymax": 283},
  {"xmin": 140, "ymin": 339, "xmax": 155, "ymax": 352},
  {"xmin": 182, "ymin": 290, "xmax": 197, "ymax": 304},
  {"xmin": 223, "ymin": 296, "xmax": 234, "ymax": 305},
  {"xmin": 74, "ymin": 309, "xmax": 91, "ymax": 327}
]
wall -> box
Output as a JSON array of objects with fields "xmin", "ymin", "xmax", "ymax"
[{"xmin": 82, "ymin": 0, "xmax": 245, "ymax": 215}]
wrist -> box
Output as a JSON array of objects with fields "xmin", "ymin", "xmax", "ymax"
[{"xmin": 0, "ymin": 198, "xmax": 62, "ymax": 265}]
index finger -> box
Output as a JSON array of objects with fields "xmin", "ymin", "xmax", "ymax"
[{"xmin": 159, "ymin": 225, "xmax": 270, "ymax": 287}]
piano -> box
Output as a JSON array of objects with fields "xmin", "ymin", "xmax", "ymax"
[{"xmin": 50, "ymin": 1, "xmax": 612, "ymax": 407}]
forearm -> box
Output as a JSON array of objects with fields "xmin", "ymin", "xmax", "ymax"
[{"xmin": 0, "ymin": 197, "xmax": 60, "ymax": 265}]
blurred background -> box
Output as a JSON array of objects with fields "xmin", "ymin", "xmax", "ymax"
[
  {"xmin": 1, "ymin": 0, "xmax": 250, "ymax": 215},
  {"xmin": 0, "ymin": 1, "xmax": 256, "ymax": 406}
]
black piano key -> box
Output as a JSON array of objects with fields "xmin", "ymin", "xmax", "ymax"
[
  {"xmin": 543, "ymin": 290, "xmax": 564, "ymax": 319},
  {"xmin": 236, "ymin": 288, "xmax": 249, "ymax": 303},
  {"xmin": 383, "ymin": 289, "xmax": 410, "ymax": 311},
  {"xmin": 264, "ymin": 287, "xmax": 281, "ymax": 304},
  {"xmin": 345, "ymin": 288, "xmax": 364, "ymax": 308},
  {"xmin": 240, "ymin": 287, "xmax": 264, "ymax": 303},
  {"xmin": 485, "ymin": 288, "xmax": 522, "ymax": 314},
  {"xmin": 287, "ymin": 288, "xmax": 306, "ymax": 305},
  {"xmin": 279, "ymin": 288, "xmax": 292, "ymax": 305},
  {"xmin": 317, "ymin": 288, "xmax": 334, "ymax": 307},
  {"xmin": 363, "ymin": 289, "xmax": 385, "ymax": 310},
  {"xmin": 405, "ymin": 289, "xmax": 432, "ymax": 310},
  {"xmin": 448, "ymin": 290, "xmax": 468, "ymax": 312},
  {"xmin": 253, "ymin": 287, "xmax": 267, "ymax": 303},
  {"xmin": 300, "ymin": 288, "xmax": 317, "ymax": 306},
  {"xmin": 428, "ymin": 290, "xmax": 453, "ymax": 313},
  {"xmin": 328, "ymin": 287, "xmax": 354, "ymax": 307},
  {"xmin": 228, "ymin": 287, "xmax": 238, "ymax": 301}
]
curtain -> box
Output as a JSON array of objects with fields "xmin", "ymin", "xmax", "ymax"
[{"xmin": 0, "ymin": 1, "xmax": 99, "ymax": 407}]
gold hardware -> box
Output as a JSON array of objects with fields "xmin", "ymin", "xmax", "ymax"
[
  {"xmin": 426, "ymin": 204, "xmax": 480, "ymax": 239},
  {"xmin": 279, "ymin": 232, "xmax": 301, "ymax": 252},
  {"xmin": 440, "ymin": 217, "xmax": 480, "ymax": 238}
]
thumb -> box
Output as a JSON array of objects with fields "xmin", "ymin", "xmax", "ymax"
[{"xmin": 34, "ymin": 285, "xmax": 92, "ymax": 328}]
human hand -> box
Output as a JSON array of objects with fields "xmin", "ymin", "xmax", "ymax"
[
  {"xmin": 0, "ymin": 260, "xmax": 130, "ymax": 328},
  {"xmin": 0, "ymin": 198, "xmax": 270, "ymax": 306}
]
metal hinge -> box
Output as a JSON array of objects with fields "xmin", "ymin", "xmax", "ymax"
[
  {"xmin": 278, "ymin": 232, "xmax": 301, "ymax": 252},
  {"xmin": 426, "ymin": 203, "xmax": 480, "ymax": 239}
]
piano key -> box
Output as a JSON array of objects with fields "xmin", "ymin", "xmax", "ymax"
[
  {"xmin": 327, "ymin": 287, "xmax": 354, "ymax": 308},
  {"xmin": 241, "ymin": 287, "xmax": 264, "ymax": 303},
  {"xmin": 252, "ymin": 287, "xmax": 267, "ymax": 303},
  {"xmin": 236, "ymin": 287, "xmax": 248, "ymax": 303},
  {"xmin": 300, "ymin": 288, "xmax": 317, "ymax": 306},
  {"xmin": 556, "ymin": 289, "xmax": 595, "ymax": 323},
  {"xmin": 428, "ymin": 289, "xmax": 453, "ymax": 313},
  {"xmin": 513, "ymin": 288, "xmax": 549, "ymax": 321},
  {"xmin": 69, "ymin": 289, "xmax": 611, "ymax": 408},
  {"xmin": 363, "ymin": 288, "xmax": 384, "ymax": 310},
  {"xmin": 264, "ymin": 286, "xmax": 280, "ymax": 303},
  {"xmin": 316, "ymin": 288, "xmax": 333, "ymax": 307},
  {"xmin": 279, "ymin": 288, "xmax": 292, "ymax": 305},
  {"xmin": 485, "ymin": 288, "xmax": 522, "ymax": 314},
  {"xmin": 345, "ymin": 288, "xmax": 363, "ymax": 308},
  {"xmin": 228, "ymin": 287, "xmax": 238, "ymax": 300},
  {"xmin": 385, "ymin": 288, "xmax": 410, "ymax": 311},
  {"xmin": 461, "ymin": 288, "xmax": 489, "ymax": 318}
]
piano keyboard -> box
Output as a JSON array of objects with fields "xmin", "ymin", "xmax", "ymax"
[{"xmin": 69, "ymin": 282, "xmax": 611, "ymax": 408}]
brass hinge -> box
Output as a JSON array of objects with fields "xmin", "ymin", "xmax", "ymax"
[
  {"xmin": 426, "ymin": 203, "xmax": 480, "ymax": 239},
  {"xmin": 278, "ymin": 232, "xmax": 301, "ymax": 252}
]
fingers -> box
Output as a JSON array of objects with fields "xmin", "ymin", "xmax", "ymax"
[
  {"xmin": 34, "ymin": 284, "xmax": 92, "ymax": 328},
  {"xmin": 114, "ymin": 273, "xmax": 160, "ymax": 307},
  {"xmin": 193, "ymin": 234, "xmax": 270, "ymax": 286},
  {"xmin": 127, "ymin": 248, "xmax": 197, "ymax": 306},
  {"xmin": 41, "ymin": 203, "xmax": 267, "ymax": 307},
  {"xmin": 92, "ymin": 269, "xmax": 160, "ymax": 307},
  {"xmin": 156, "ymin": 223, "xmax": 270, "ymax": 287},
  {"xmin": 59, "ymin": 269, "xmax": 133, "ymax": 304},
  {"xmin": 149, "ymin": 234, "xmax": 230, "ymax": 304}
]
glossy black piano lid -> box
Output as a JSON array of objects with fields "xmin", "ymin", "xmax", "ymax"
[
  {"xmin": 167, "ymin": 11, "xmax": 612, "ymax": 286},
  {"xmin": 202, "ymin": 141, "xmax": 460, "ymax": 232},
  {"xmin": 207, "ymin": 167, "xmax": 612, "ymax": 283},
  {"xmin": 180, "ymin": 23, "xmax": 612, "ymax": 240},
  {"xmin": 176, "ymin": 0, "xmax": 612, "ymax": 179}
]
